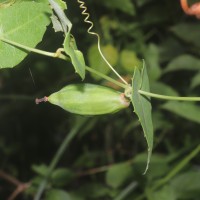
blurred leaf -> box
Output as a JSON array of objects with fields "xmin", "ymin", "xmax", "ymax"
[
  {"xmin": 131, "ymin": 62, "xmax": 154, "ymax": 173},
  {"xmin": 136, "ymin": 0, "xmax": 151, "ymax": 7},
  {"xmin": 140, "ymin": 3, "xmax": 171, "ymax": 25},
  {"xmin": 148, "ymin": 185, "xmax": 176, "ymax": 200},
  {"xmin": 170, "ymin": 22, "xmax": 200, "ymax": 48},
  {"xmin": 190, "ymin": 71, "xmax": 200, "ymax": 89},
  {"xmin": 32, "ymin": 164, "xmax": 48, "ymax": 176},
  {"xmin": 161, "ymin": 101, "xmax": 200, "ymax": 124},
  {"xmin": 99, "ymin": 0, "xmax": 135, "ymax": 15},
  {"xmin": 106, "ymin": 162, "xmax": 133, "ymax": 189},
  {"xmin": 51, "ymin": 168, "xmax": 75, "ymax": 187},
  {"xmin": 88, "ymin": 44, "xmax": 118, "ymax": 80},
  {"xmin": 150, "ymin": 82, "xmax": 179, "ymax": 96},
  {"xmin": 120, "ymin": 50, "xmax": 142, "ymax": 73},
  {"xmin": 0, "ymin": 1, "xmax": 52, "ymax": 68},
  {"xmin": 45, "ymin": 189, "xmax": 71, "ymax": 200},
  {"xmin": 164, "ymin": 55, "xmax": 200, "ymax": 73},
  {"xmin": 133, "ymin": 153, "xmax": 170, "ymax": 179},
  {"xmin": 170, "ymin": 171, "xmax": 200, "ymax": 199},
  {"xmin": 144, "ymin": 44, "xmax": 161, "ymax": 81},
  {"xmin": 152, "ymin": 111, "xmax": 172, "ymax": 132},
  {"xmin": 76, "ymin": 182, "xmax": 110, "ymax": 198}
]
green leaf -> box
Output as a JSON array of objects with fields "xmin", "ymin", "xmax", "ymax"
[
  {"xmin": 144, "ymin": 44, "xmax": 161, "ymax": 81},
  {"xmin": 150, "ymin": 82, "xmax": 179, "ymax": 97},
  {"xmin": 32, "ymin": 164, "xmax": 49, "ymax": 176},
  {"xmin": 0, "ymin": 1, "xmax": 52, "ymax": 68},
  {"xmin": 190, "ymin": 71, "xmax": 200, "ymax": 89},
  {"xmin": 51, "ymin": 168, "xmax": 75, "ymax": 187},
  {"xmin": 88, "ymin": 44, "xmax": 118, "ymax": 80},
  {"xmin": 170, "ymin": 22, "xmax": 200, "ymax": 48},
  {"xmin": 106, "ymin": 162, "xmax": 133, "ymax": 189},
  {"xmin": 119, "ymin": 49, "xmax": 142, "ymax": 73},
  {"xmin": 161, "ymin": 101, "xmax": 200, "ymax": 124},
  {"xmin": 170, "ymin": 171, "xmax": 200, "ymax": 199},
  {"xmin": 149, "ymin": 185, "xmax": 176, "ymax": 200},
  {"xmin": 63, "ymin": 32, "xmax": 85, "ymax": 80},
  {"xmin": 131, "ymin": 62, "xmax": 154, "ymax": 173},
  {"xmin": 164, "ymin": 54, "xmax": 200, "ymax": 73},
  {"xmin": 45, "ymin": 189, "xmax": 71, "ymax": 200}
]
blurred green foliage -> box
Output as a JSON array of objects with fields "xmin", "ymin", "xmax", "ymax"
[{"xmin": 0, "ymin": 0, "xmax": 200, "ymax": 199}]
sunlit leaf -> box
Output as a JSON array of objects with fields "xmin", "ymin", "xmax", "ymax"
[
  {"xmin": 0, "ymin": 1, "xmax": 52, "ymax": 68},
  {"xmin": 131, "ymin": 61, "xmax": 154, "ymax": 173}
]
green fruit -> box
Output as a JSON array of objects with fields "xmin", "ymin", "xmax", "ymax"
[
  {"xmin": 48, "ymin": 84, "xmax": 130, "ymax": 115},
  {"xmin": 120, "ymin": 50, "xmax": 142, "ymax": 73},
  {"xmin": 88, "ymin": 44, "xmax": 119, "ymax": 80}
]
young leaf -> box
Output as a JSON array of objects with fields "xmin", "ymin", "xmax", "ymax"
[
  {"xmin": 131, "ymin": 62, "xmax": 154, "ymax": 173},
  {"xmin": 49, "ymin": 0, "xmax": 85, "ymax": 79},
  {"xmin": 0, "ymin": 1, "xmax": 52, "ymax": 68},
  {"xmin": 63, "ymin": 34, "xmax": 85, "ymax": 80}
]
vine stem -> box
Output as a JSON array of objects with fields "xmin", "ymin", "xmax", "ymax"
[
  {"xmin": 85, "ymin": 66, "xmax": 127, "ymax": 89},
  {"xmin": 0, "ymin": 37, "xmax": 127, "ymax": 90},
  {"xmin": 34, "ymin": 118, "xmax": 88, "ymax": 200},
  {"xmin": 138, "ymin": 90, "xmax": 200, "ymax": 101},
  {"xmin": 76, "ymin": 0, "xmax": 128, "ymax": 85},
  {"xmin": 0, "ymin": 37, "xmax": 68, "ymax": 60}
]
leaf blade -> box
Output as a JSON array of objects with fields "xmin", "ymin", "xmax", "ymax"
[
  {"xmin": 131, "ymin": 62, "xmax": 154, "ymax": 173},
  {"xmin": 0, "ymin": 2, "xmax": 52, "ymax": 68}
]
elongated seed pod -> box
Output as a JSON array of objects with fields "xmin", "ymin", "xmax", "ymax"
[{"xmin": 48, "ymin": 84, "xmax": 130, "ymax": 115}]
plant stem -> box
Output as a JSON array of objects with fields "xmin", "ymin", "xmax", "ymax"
[
  {"xmin": 114, "ymin": 181, "xmax": 138, "ymax": 200},
  {"xmin": 85, "ymin": 66, "xmax": 128, "ymax": 89},
  {"xmin": 135, "ymin": 144, "xmax": 200, "ymax": 200},
  {"xmin": 139, "ymin": 90, "xmax": 200, "ymax": 101},
  {"xmin": 152, "ymin": 144, "xmax": 200, "ymax": 190},
  {"xmin": 0, "ymin": 37, "xmax": 68, "ymax": 60},
  {"xmin": 0, "ymin": 37, "xmax": 126, "ymax": 90},
  {"xmin": 34, "ymin": 118, "xmax": 88, "ymax": 200}
]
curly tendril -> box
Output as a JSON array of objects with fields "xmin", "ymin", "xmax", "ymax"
[{"xmin": 77, "ymin": 0, "xmax": 128, "ymax": 85}]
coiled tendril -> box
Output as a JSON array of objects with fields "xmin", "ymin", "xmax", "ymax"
[{"xmin": 77, "ymin": 0, "xmax": 128, "ymax": 85}]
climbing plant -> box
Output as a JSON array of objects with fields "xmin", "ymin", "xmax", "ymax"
[{"xmin": 0, "ymin": 0, "xmax": 200, "ymax": 200}]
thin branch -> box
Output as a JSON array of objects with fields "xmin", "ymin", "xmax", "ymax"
[{"xmin": 0, "ymin": 170, "xmax": 31, "ymax": 200}]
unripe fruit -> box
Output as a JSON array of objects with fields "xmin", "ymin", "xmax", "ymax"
[{"xmin": 41, "ymin": 84, "xmax": 130, "ymax": 115}]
